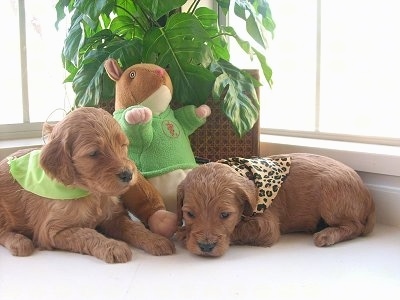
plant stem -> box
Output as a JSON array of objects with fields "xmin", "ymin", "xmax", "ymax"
[
  {"xmin": 188, "ymin": 0, "xmax": 202, "ymax": 14},
  {"xmin": 134, "ymin": 2, "xmax": 157, "ymax": 29},
  {"xmin": 115, "ymin": 4, "xmax": 147, "ymax": 31}
]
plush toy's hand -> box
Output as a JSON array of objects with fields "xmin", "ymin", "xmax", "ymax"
[
  {"xmin": 125, "ymin": 107, "xmax": 152, "ymax": 124},
  {"xmin": 195, "ymin": 104, "xmax": 211, "ymax": 119},
  {"xmin": 148, "ymin": 210, "xmax": 178, "ymax": 238}
]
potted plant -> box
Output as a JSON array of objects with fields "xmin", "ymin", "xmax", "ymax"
[{"xmin": 55, "ymin": 0, "xmax": 275, "ymax": 137}]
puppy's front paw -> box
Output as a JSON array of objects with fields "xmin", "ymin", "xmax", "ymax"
[
  {"xmin": 313, "ymin": 228, "xmax": 338, "ymax": 247},
  {"xmin": 98, "ymin": 240, "xmax": 133, "ymax": 263},
  {"xmin": 174, "ymin": 227, "xmax": 187, "ymax": 243},
  {"xmin": 232, "ymin": 216, "xmax": 280, "ymax": 247},
  {"xmin": 140, "ymin": 233, "xmax": 176, "ymax": 256},
  {"xmin": 6, "ymin": 234, "xmax": 35, "ymax": 257}
]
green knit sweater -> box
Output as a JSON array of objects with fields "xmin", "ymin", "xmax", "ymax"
[{"xmin": 114, "ymin": 105, "xmax": 205, "ymax": 178}]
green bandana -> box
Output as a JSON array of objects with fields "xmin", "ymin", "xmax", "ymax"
[{"xmin": 7, "ymin": 149, "xmax": 89, "ymax": 200}]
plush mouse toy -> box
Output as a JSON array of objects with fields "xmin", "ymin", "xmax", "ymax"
[{"xmin": 104, "ymin": 58, "xmax": 211, "ymax": 237}]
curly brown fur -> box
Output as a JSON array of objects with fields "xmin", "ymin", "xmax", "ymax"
[
  {"xmin": 176, "ymin": 153, "xmax": 375, "ymax": 257},
  {"xmin": 0, "ymin": 107, "xmax": 175, "ymax": 263}
]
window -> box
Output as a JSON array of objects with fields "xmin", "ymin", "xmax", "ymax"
[
  {"xmin": 2, "ymin": 0, "xmax": 399, "ymax": 149},
  {"xmin": 231, "ymin": 0, "xmax": 400, "ymax": 147},
  {"xmin": 0, "ymin": 0, "xmax": 71, "ymax": 139}
]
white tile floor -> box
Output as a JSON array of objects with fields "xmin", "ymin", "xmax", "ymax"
[{"xmin": 0, "ymin": 224, "xmax": 399, "ymax": 300}]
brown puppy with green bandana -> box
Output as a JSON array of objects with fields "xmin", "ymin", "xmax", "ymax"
[{"xmin": 0, "ymin": 107, "xmax": 175, "ymax": 262}]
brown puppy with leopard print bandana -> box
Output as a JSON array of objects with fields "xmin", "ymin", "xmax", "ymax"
[{"xmin": 175, "ymin": 153, "xmax": 375, "ymax": 257}]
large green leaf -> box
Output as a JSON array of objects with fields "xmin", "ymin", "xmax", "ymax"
[
  {"xmin": 251, "ymin": 0, "xmax": 276, "ymax": 35},
  {"xmin": 223, "ymin": 25, "xmax": 273, "ymax": 86},
  {"xmin": 253, "ymin": 47, "xmax": 273, "ymax": 87},
  {"xmin": 216, "ymin": 0, "xmax": 275, "ymax": 36},
  {"xmin": 74, "ymin": 0, "xmax": 111, "ymax": 29},
  {"xmin": 108, "ymin": 39, "xmax": 143, "ymax": 68},
  {"xmin": 55, "ymin": 0, "xmax": 74, "ymax": 29},
  {"xmin": 139, "ymin": 0, "xmax": 187, "ymax": 21},
  {"xmin": 234, "ymin": 0, "xmax": 267, "ymax": 49},
  {"xmin": 61, "ymin": 58, "xmax": 78, "ymax": 83},
  {"xmin": 73, "ymin": 39, "xmax": 143, "ymax": 107},
  {"xmin": 143, "ymin": 13, "xmax": 216, "ymax": 105},
  {"xmin": 109, "ymin": 15, "xmax": 144, "ymax": 39},
  {"xmin": 210, "ymin": 60, "xmax": 260, "ymax": 137},
  {"xmin": 62, "ymin": 12, "xmax": 84, "ymax": 66},
  {"xmin": 194, "ymin": 7, "xmax": 229, "ymax": 61}
]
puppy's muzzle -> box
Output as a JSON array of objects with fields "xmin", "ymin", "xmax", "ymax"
[
  {"xmin": 198, "ymin": 242, "xmax": 217, "ymax": 253},
  {"xmin": 118, "ymin": 170, "xmax": 133, "ymax": 183}
]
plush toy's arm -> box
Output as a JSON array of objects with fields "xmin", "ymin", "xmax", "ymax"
[
  {"xmin": 120, "ymin": 172, "xmax": 177, "ymax": 238},
  {"xmin": 174, "ymin": 105, "xmax": 210, "ymax": 135},
  {"xmin": 115, "ymin": 106, "xmax": 154, "ymax": 149},
  {"xmin": 120, "ymin": 171, "xmax": 165, "ymax": 225}
]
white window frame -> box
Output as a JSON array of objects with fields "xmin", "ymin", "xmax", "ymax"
[
  {"xmin": 258, "ymin": 0, "xmax": 400, "ymax": 178},
  {"xmin": 0, "ymin": 0, "xmax": 67, "ymax": 141}
]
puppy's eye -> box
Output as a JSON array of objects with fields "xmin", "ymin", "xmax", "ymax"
[
  {"xmin": 186, "ymin": 211, "xmax": 195, "ymax": 219},
  {"xmin": 129, "ymin": 71, "xmax": 136, "ymax": 79},
  {"xmin": 89, "ymin": 150, "xmax": 99, "ymax": 158},
  {"xmin": 220, "ymin": 212, "xmax": 231, "ymax": 219}
]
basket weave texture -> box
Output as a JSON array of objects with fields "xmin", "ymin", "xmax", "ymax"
[
  {"xmin": 189, "ymin": 100, "xmax": 260, "ymax": 162},
  {"xmin": 189, "ymin": 69, "xmax": 260, "ymax": 162}
]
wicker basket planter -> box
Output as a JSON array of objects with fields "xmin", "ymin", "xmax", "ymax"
[
  {"xmin": 189, "ymin": 69, "xmax": 260, "ymax": 162},
  {"xmin": 99, "ymin": 69, "xmax": 260, "ymax": 162}
]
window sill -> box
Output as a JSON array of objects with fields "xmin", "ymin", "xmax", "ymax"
[
  {"xmin": 1, "ymin": 135, "xmax": 399, "ymax": 176},
  {"xmin": 0, "ymin": 138, "xmax": 43, "ymax": 160},
  {"xmin": 260, "ymin": 134, "xmax": 400, "ymax": 177}
]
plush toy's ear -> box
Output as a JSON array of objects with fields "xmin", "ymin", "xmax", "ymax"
[
  {"xmin": 40, "ymin": 127, "xmax": 75, "ymax": 186},
  {"xmin": 104, "ymin": 58, "xmax": 123, "ymax": 81}
]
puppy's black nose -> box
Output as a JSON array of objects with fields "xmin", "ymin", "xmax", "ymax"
[
  {"xmin": 118, "ymin": 170, "xmax": 133, "ymax": 183},
  {"xmin": 198, "ymin": 242, "xmax": 216, "ymax": 253}
]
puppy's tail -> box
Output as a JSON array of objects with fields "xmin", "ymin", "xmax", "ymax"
[{"xmin": 362, "ymin": 201, "xmax": 376, "ymax": 236}]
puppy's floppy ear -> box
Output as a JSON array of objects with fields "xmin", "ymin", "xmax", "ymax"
[
  {"xmin": 40, "ymin": 128, "xmax": 75, "ymax": 186},
  {"xmin": 42, "ymin": 122, "xmax": 55, "ymax": 139},
  {"xmin": 176, "ymin": 180, "xmax": 185, "ymax": 227},
  {"xmin": 233, "ymin": 174, "xmax": 258, "ymax": 216}
]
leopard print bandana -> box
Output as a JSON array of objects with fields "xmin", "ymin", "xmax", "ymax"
[{"xmin": 218, "ymin": 156, "xmax": 291, "ymax": 214}]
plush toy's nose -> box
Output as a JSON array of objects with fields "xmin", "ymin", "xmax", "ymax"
[{"xmin": 155, "ymin": 68, "xmax": 164, "ymax": 77}]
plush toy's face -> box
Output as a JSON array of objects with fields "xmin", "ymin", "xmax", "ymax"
[
  {"xmin": 105, "ymin": 60, "xmax": 174, "ymax": 111},
  {"xmin": 141, "ymin": 85, "xmax": 172, "ymax": 115}
]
